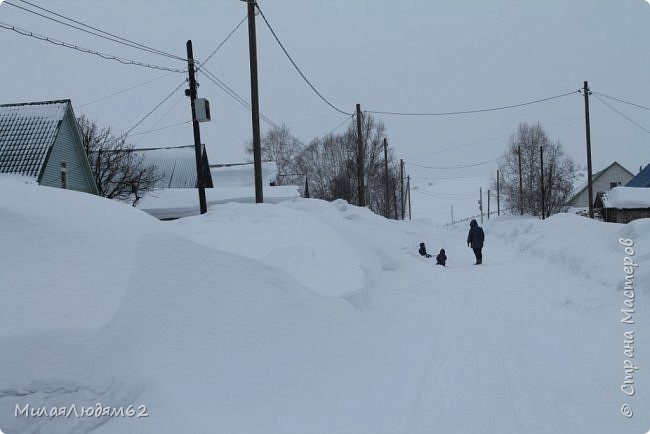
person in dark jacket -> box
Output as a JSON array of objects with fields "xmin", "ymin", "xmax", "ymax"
[
  {"xmin": 436, "ymin": 249, "xmax": 447, "ymax": 266},
  {"xmin": 419, "ymin": 242, "xmax": 432, "ymax": 258},
  {"xmin": 467, "ymin": 219, "xmax": 485, "ymax": 264}
]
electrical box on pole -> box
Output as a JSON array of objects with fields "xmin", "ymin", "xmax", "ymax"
[{"xmin": 195, "ymin": 98, "xmax": 211, "ymax": 122}]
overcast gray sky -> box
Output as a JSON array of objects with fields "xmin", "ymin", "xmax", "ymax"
[{"xmin": 1, "ymin": 0, "xmax": 648, "ymax": 213}]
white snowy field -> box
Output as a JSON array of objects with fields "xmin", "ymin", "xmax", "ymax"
[{"xmin": 0, "ymin": 177, "xmax": 648, "ymax": 434}]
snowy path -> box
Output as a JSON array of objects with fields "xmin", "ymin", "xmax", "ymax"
[
  {"xmin": 2, "ymin": 184, "xmax": 648, "ymax": 434},
  {"xmin": 370, "ymin": 226, "xmax": 627, "ymax": 434}
]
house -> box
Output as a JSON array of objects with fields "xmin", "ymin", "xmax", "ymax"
[
  {"xmin": 626, "ymin": 163, "xmax": 650, "ymax": 188},
  {"xmin": 0, "ymin": 99, "xmax": 98, "ymax": 194},
  {"xmin": 136, "ymin": 161, "xmax": 298, "ymax": 220},
  {"xmin": 134, "ymin": 145, "xmax": 213, "ymax": 188},
  {"xmin": 596, "ymin": 186, "xmax": 650, "ymax": 223},
  {"xmin": 567, "ymin": 161, "xmax": 634, "ymax": 209},
  {"xmin": 209, "ymin": 161, "xmax": 278, "ymax": 187}
]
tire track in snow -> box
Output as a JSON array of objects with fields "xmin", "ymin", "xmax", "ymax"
[{"xmin": 403, "ymin": 263, "xmax": 532, "ymax": 433}]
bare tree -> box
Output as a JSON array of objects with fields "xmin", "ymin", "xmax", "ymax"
[
  {"xmin": 246, "ymin": 124, "xmax": 304, "ymax": 186},
  {"xmin": 77, "ymin": 116, "xmax": 160, "ymax": 205},
  {"xmin": 296, "ymin": 114, "xmax": 401, "ymax": 217},
  {"xmin": 495, "ymin": 122, "xmax": 576, "ymax": 216}
]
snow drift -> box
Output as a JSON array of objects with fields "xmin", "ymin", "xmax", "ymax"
[{"xmin": 0, "ymin": 178, "xmax": 648, "ymax": 433}]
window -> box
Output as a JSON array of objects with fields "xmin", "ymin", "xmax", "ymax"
[{"xmin": 610, "ymin": 181, "xmax": 621, "ymax": 189}]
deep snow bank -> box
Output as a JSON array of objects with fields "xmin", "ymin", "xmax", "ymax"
[{"xmin": 0, "ymin": 179, "xmax": 648, "ymax": 434}]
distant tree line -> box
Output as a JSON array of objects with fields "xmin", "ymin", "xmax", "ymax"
[{"xmin": 248, "ymin": 114, "xmax": 404, "ymax": 219}]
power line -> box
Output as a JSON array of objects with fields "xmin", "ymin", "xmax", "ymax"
[
  {"xmin": 197, "ymin": 63, "xmax": 281, "ymax": 129},
  {"xmin": 413, "ymin": 116, "xmax": 584, "ymax": 158},
  {"xmin": 9, "ymin": 0, "xmax": 185, "ymax": 61},
  {"xmin": 125, "ymin": 80, "xmax": 187, "ymax": 136},
  {"xmin": 593, "ymin": 94, "xmax": 650, "ymax": 134},
  {"xmin": 129, "ymin": 120, "xmax": 192, "ymax": 137},
  {"xmin": 407, "ymin": 157, "xmax": 501, "ymax": 170},
  {"xmin": 322, "ymin": 115, "xmax": 354, "ymax": 137},
  {"xmin": 200, "ymin": 66, "xmax": 279, "ymax": 128},
  {"xmin": 413, "ymin": 189, "xmax": 477, "ymax": 200},
  {"xmin": 410, "ymin": 174, "xmax": 487, "ymax": 181},
  {"xmin": 255, "ymin": 3, "xmax": 353, "ymax": 116},
  {"xmin": 365, "ymin": 90, "xmax": 580, "ymax": 116},
  {"xmin": 0, "ymin": 22, "xmax": 186, "ymax": 73},
  {"xmin": 75, "ymin": 72, "xmax": 175, "ymax": 108},
  {"xmin": 593, "ymin": 91, "xmax": 650, "ymax": 112},
  {"xmin": 133, "ymin": 93, "xmax": 186, "ymax": 145},
  {"xmin": 202, "ymin": 15, "xmax": 247, "ymax": 66}
]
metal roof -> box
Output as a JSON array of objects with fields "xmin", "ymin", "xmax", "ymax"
[
  {"xmin": 134, "ymin": 145, "xmax": 213, "ymax": 189},
  {"xmin": 0, "ymin": 100, "xmax": 69, "ymax": 180},
  {"xmin": 626, "ymin": 163, "xmax": 650, "ymax": 188}
]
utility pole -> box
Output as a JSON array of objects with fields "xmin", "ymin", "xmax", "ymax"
[
  {"xmin": 246, "ymin": 0, "xmax": 264, "ymax": 203},
  {"xmin": 407, "ymin": 175, "xmax": 412, "ymax": 220},
  {"xmin": 186, "ymin": 40, "xmax": 208, "ymax": 214},
  {"xmin": 539, "ymin": 146, "xmax": 546, "ymax": 220},
  {"xmin": 383, "ymin": 138, "xmax": 390, "ymax": 218},
  {"xmin": 392, "ymin": 178, "xmax": 399, "ymax": 220},
  {"xmin": 399, "ymin": 159, "xmax": 405, "ymax": 219},
  {"xmin": 518, "ymin": 145, "xmax": 523, "ymax": 215},
  {"xmin": 304, "ymin": 174, "xmax": 310, "ymax": 198},
  {"xmin": 496, "ymin": 169, "xmax": 500, "ymax": 216},
  {"xmin": 583, "ymin": 80, "xmax": 594, "ymax": 219},
  {"xmin": 478, "ymin": 187, "xmax": 483, "ymax": 224},
  {"xmin": 547, "ymin": 163, "xmax": 553, "ymax": 216},
  {"xmin": 487, "ymin": 189, "xmax": 491, "ymax": 219},
  {"xmin": 356, "ymin": 104, "xmax": 365, "ymax": 207}
]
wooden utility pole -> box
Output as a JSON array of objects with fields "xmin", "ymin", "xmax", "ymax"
[
  {"xmin": 392, "ymin": 178, "xmax": 399, "ymax": 220},
  {"xmin": 478, "ymin": 187, "xmax": 483, "ymax": 224},
  {"xmin": 186, "ymin": 40, "xmax": 208, "ymax": 214},
  {"xmin": 547, "ymin": 163, "xmax": 553, "ymax": 216},
  {"xmin": 496, "ymin": 169, "xmax": 500, "ymax": 216},
  {"xmin": 246, "ymin": 0, "xmax": 264, "ymax": 203},
  {"xmin": 304, "ymin": 175, "xmax": 310, "ymax": 198},
  {"xmin": 356, "ymin": 104, "xmax": 365, "ymax": 207},
  {"xmin": 583, "ymin": 80, "xmax": 594, "ymax": 218},
  {"xmin": 487, "ymin": 189, "xmax": 491, "ymax": 219},
  {"xmin": 518, "ymin": 145, "xmax": 523, "ymax": 215},
  {"xmin": 383, "ymin": 138, "xmax": 390, "ymax": 218},
  {"xmin": 539, "ymin": 146, "xmax": 546, "ymax": 220},
  {"xmin": 399, "ymin": 159, "xmax": 405, "ymax": 219},
  {"xmin": 407, "ymin": 175, "xmax": 412, "ymax": 220}
]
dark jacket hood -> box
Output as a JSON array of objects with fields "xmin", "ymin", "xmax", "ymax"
[{"xmin": 470, "ymin": 219, "xmax": 477, "ymax": 228}]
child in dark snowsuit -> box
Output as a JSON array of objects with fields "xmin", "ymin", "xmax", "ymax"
[
  {"xmin": 436, "ymin": 249, "xmax": 447, "ymax": 266},
  {"xmin": 419, "ymin": 242, "xmax": 432, "ymax": 258}
]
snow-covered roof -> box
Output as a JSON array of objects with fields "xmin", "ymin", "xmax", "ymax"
[
  {"xmin": 601, "ymin": 186, "xmax": 650, "ymax": 209},
  {"xmin": 0, "ymin": 100, "xmax": 69, "ymax": 180},
  {"xmin": 137, "ymin": 185, "xmax": 299, "ymax": 219},
  {"xmin": 135, "ymin": 145, "xmax": 201, "ymax": 188},
  {"xmin": 210, "ymin": 162, "xmax": 278, "ymax": 187}
]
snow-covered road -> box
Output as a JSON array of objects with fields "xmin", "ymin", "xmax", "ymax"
[{"xmin": 1, "ymin": 179, "xmax": 648, "ymax": 433}]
